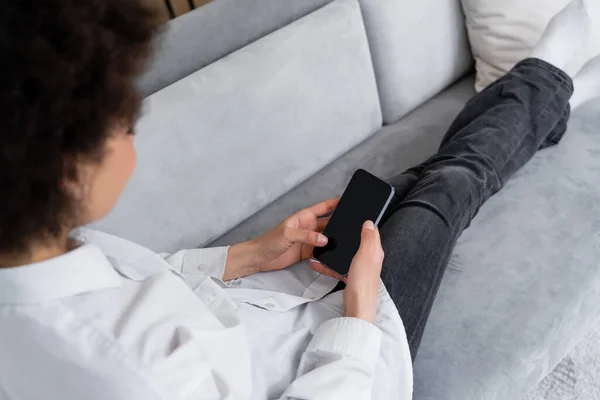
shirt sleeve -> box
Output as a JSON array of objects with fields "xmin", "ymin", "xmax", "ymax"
[
  {"xmin": 279, "ymin": 317, "xmax": 382, "ymax": 400},
  {"xmin": 163, "ymin": 247, "xmax": 232, "ymax": 288}
]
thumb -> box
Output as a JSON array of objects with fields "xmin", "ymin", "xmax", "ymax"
[
  {"xmin": 354, "ymin": 221, "xmax": 384, "ymax": 265},
  {"xmin": 357, "ymin": 220, "xmax": 377, "ymax": 255}
]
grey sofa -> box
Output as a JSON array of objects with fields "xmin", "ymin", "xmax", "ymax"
[{"xmin": 94, "ymin": 0, "xmax": 600, "ymax": 398}]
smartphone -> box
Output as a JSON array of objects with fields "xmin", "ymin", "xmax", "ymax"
[{"xmin": 313, "ymin": 169, "xmax": 395, "ymax": 276}]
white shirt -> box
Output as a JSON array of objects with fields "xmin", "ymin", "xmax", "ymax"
[{"xmin": 0, "ymin": 229, "xmax": 412, "ymax": 400}]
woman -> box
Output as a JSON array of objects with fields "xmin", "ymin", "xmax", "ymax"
[{"xmin": 0, "ymin": 0, "xmax": 598, "ymax": 399}]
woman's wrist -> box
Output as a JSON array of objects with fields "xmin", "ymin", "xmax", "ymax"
[
  {"xmin": 344, "ymin": 296, "xmax": 377, "ymax": 324},
  {"xmin": 223, "ymin": 241, "xmax": 260, "ymax": 281}
]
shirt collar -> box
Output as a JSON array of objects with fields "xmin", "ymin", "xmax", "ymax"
[{"xmin": 0, "ymin": 244, "xmax": 121, "ymax": 304}]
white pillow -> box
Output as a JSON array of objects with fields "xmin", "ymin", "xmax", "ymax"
[{"xmin": 462, "ymin": 0, "xmax": 600, "ymax": 91}]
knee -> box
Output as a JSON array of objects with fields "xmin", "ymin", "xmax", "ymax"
[
  {"xmin": 415, "ymin": 165, "xmax": 493, "ymax": 224},
  {"xmin": 427, "ymin": 158, "xmax": 503, "ymax": 197},
  {"xmin": 428, "ymin": 165, "xmax": 483, "ymax": 192}
]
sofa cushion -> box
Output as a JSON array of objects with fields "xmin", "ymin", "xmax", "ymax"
[
  {"xmin": 95, "ymin": 0, "xmax": 381, "ymax": 253},
  {"xmin": 461, "ymin": 0, "xmax": 600, "ymax": 91},
  {"xmin": 137, "ymin": 0, "xmax": 334, "ymax": 96},
  {"xmin": 413, "ymin": 100, "xmax": 600, "ymax": 399},
  {"xmin": 359, "ymin": 0, "xmax": 473, "ymax": 124},
  {"xmin": 213, "ymin": 80, "xmax": 600, "ymax": 400}
]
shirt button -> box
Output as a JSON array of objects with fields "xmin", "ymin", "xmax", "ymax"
[
  {"xmin": 197, "ymin": 264, "xmax": 208, "ymax": 272},
  {"xmin": 264, "ymin": 302, "xmax": 275, "ymax": 309}
]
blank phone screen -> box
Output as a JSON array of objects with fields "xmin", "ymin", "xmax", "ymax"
[{"xmin": 313, "ymin": 169, "xmax": 394, "ymax": 276}]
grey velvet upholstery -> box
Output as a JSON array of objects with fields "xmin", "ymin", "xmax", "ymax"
[
  {"xmin": 212, "ymin": 77, "xmax": 477, "ymax": 246},
  {"xmin": 137, "ymin": 0, "xmax": 334, "ymax": 96},
  {"xmin": 95, "ymin": 0, "xmax": 381, "ymax": 253},
  {"xmin": 413, "ymin": 100, "xmax": 600, "ymax": 400},
  {"xmin": 215, "ymin": 80, "xmax": 600, "ymax": 399},
  {"xmin": 358, "ymin": 0, "xmax": 473, "ymax": 124}
]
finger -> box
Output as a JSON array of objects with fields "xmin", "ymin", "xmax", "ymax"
[
  {"xmin": 376, "ymin": 228, "xmax": 384, "ymax": 262},
  {"xmin": 287, "ymin": 199, "xmax": 339, "ymax": 231},
  {"xmin": 310, "ymin": 260, "xmax": 346, "ymax": 282},
  {"xmin": 373, "ymin": 227, "xmax": 384, "ymax": 264},
  {"xmin": 374, "ymin": 226, "xmax": 383, "ymax": 253},
  {"xmin": 284, "ymin": 227, "xmax": 328, "ymax": 247},
  {"xmin": 305, "ymin": 198, "xmax": 340, "ymax": 218},
  {"xmin": 317, "ymin": 217, "xmax": 331, "ymax": 232},
  {"xmin": 282, "ymin": 215, "xmax": 300, "ymax": 229}
]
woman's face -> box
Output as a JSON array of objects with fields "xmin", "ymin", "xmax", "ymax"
[{"xmin": 79, "ymin": 126, "xmax": 137, "ymax": 225}]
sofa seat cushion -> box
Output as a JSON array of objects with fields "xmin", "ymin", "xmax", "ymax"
[
  {"xmin": 413, "ymin": 99, "xmax": 600, "ymax": 400},
  {"xmin": 94, "ymin": 0, "xmax": 381, "ymax": 253},
  {"xmin": 214, "ymin": 78, "xmax": 600, "ymax": 400}
]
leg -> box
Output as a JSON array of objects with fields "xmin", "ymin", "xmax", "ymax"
[
  {"xmin": 379, "ymin": 58, "xmax": 573, "ymax": 361},
  {"xmin": 570, "ymin": 54, "xmax": 600, "ymax": 110},
  {"xmin": 529, "ymin": 0, "xmax": 590, "ymax": 77}
]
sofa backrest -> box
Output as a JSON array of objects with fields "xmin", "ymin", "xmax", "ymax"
[
  {"xmin": 95, "ymin": 0, "xmax": 381, "ymax": 252},
  {"xmin": 139, "ymin": 0, "xmax": 473, "ymax": 122},
  {"xmin": 137, "ymin": 0, "xmax": 335, "ymax": 96},
  {"xmin": 360, "ymin": 0, "xmax": 472, "ymax": 124},
  {"xmin": 97, "ymin": 0, "xmax": 474, "ymax": 252}
]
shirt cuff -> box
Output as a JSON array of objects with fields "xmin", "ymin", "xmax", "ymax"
[
  {"xmin": 307, "ymin": 317, "xmax": 382, "ymax": 370},
  {"xmin": 169, "ymin": 246, "xmax": 233, "ymax": 288}
]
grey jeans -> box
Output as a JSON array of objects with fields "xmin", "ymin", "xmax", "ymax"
[{"xmin": 378, "ymin": 58, "xmax": 574, "ymax": 361}]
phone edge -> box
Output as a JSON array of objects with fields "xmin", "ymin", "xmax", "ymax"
[{"xmin": 374, "ymin": 184, "xmax": 395, "ymax": 227}]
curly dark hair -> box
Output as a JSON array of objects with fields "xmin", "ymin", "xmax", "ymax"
[{"xmin": 0, "ymin": 0, "xmax": 162, "ymax": 254}]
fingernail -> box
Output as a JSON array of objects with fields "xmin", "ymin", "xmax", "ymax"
[
  {"xmin": 365, "ymin": 220, "xmax": 375, "ymax": 230},
  {"xmin": 318, "ymin": 234, "xmax": 328, "ymax": 245}
]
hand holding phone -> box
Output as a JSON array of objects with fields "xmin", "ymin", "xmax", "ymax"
[
  {"xmin": 310, "ymin": 169, "xmax": 394, "ymax": 324},
  {"xmin": 312, "ymin": 169, "xmax": 394, "ymax": 276},
  {"xmin": 343, "ymin": 220, "xmax": 384, "ymax": 323},
  {"xmin": 311, "ymin": 221, "xmax": 384, "ymax": 324}
]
